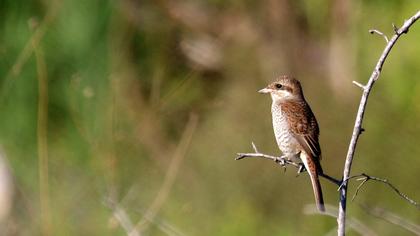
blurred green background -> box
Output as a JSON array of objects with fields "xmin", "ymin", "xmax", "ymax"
[{"xmin": 0, "ymin": 0, "xmax": 419, "ymax": 235}]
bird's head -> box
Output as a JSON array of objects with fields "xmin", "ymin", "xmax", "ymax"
[{"xmin": 258, "ymin": 75, "xmax": 303, "ymax": 102}]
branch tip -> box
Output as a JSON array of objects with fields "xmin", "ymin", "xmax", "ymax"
[
  {"xmin": 368, "ymin": 29, "xmax": 389, "ymax": 43},
  {"xmin": 352, "ymin": 81, "xmax": 366, "ymax": 90},
  {"xmin": 251, "ymin": 142, "xmax": 259, "ymax": 153},
  {"xmin": 392, "ymin": 23, "xmax": 399, "ymax": 34}
]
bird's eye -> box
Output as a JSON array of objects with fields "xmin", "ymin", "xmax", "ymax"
[{"xmin": 275, "ymin": 83, "xmax": 282, "ymax": 89}]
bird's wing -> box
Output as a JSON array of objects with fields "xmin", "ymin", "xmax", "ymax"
[{"xmin": 280, "ymin": 100, "xmax": 321, "ymax": 159}]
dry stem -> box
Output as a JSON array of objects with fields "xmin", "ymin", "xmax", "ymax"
[{"xmin": 338, "ymin": 10, "xmax": 420, "ymax": 235}]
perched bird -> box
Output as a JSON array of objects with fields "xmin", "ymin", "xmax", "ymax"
[{"xmin": 259, "ymin": 75, "xmax": 325, "ymax": 212}]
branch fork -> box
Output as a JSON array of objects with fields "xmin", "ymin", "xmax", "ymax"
[
  {"xmin": 338, "ymin": 10, "xmax": 420, "ymax": 235},
  {"xmin": 236, "ymin": 10, "xmax": 420, "ymax": 236}
]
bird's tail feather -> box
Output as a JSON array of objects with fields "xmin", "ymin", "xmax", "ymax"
[
  {"xmin": 301, "ymin": 153, "xmax": 325, "ymax": 212},
  {"xmin": 309, "ymin": 172, "xmax": 325, "ymax": 212}
]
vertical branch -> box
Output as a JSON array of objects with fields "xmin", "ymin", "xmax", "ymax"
[
  {"xmin": 337, "ymin": 11, "xmax": 420, "ymax": 236},
  {"xmin": 34, "ymin": 41, "xmax": 51, "ymax": 235}
]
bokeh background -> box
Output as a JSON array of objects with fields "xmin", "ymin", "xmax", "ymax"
[{"xmin": 0, "ymin": 0, "xmax": 419, "ymax": 235}]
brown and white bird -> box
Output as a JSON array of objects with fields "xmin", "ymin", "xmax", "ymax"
[{"xmin": 259, "ymin": 75, "xmax": 325, "ymax": 212}]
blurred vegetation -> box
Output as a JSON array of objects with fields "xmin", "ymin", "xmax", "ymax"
[{"xmin": 0, "ymin": 0, "xmax": 419, "ymax": 235}]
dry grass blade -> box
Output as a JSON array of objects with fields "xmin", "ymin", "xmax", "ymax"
[
  {"xmin": 34, "ymin": 39, "xmax": 51, "ymax": 236},
  {"xmin": 361, "ymin": 204, "xmax": 420, "ymax": 235},
  {"xmin": 132, "ymin": 113, "xmax": 199, "ymax": 235},
  {"xmin": 0, "ymin": 0, "xmax": 61, "ymax": 105},
  {"xmin": 105, "ymin": 199, "xmax": 139, "ymax": 236},
  {"xmin": 303, "ymin": 204, "xmax": 377, "ymax": 236}
]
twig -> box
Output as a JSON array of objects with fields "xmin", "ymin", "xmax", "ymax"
[
  {"xmin": 352, "ymin": 81, "xmax": 365, "ymax": 90},
  {"xmin": 346, "ymin": 174, "xmax": 420, "ymax": 209},
  {"xmin": 338, "ymin": 10, "xmax": 420, "ymax": 236},
  {"xmin": 236, "ymin": 143, "xmax": 341, "ymax": 185},
  {"xmin": 360, "ymin": 204, "xmax": 420, "ymax": 235},
  {"xmin": 236, "ymin": 142, "xmax": 297, "ymax": 167},
  {"xmin": 369, "ymin": 29, "xmax": 389, "ymax": 43},
  {"xmin": 319, "ymin": 173, "xmax": 341, "ymax": 186}
]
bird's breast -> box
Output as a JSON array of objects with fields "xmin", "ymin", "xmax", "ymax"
[{"xmin": 271, "ymin": 104, "xmax": 300, "ymax": 155}]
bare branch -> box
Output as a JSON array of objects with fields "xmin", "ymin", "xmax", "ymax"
[
  {"xmin": 351, "ymin": 176, "xmax": 369, "ymax": 202},
  {"xmin": 361, "ymin": 205, "xmax": 420, "ymax": 235},
  {"xmin": 236, "ymin": 143, "xmax": 341, "ymax": 185},
  {"xmin": 319, "ymin": 173, "xmax": 342, "ymax": 186},
  {"xmin": 369, "ymin": 29, "xmax": 389, "ymax": 43},
  {"xmin": 338, "ymin": 10, "xmax": 420, "ymax": 236},
  {"xmin": 346, "ymin": 173, "xmax": 420, "ymax": 209},
  {"xmin": 236, "ymin": 142, "xmax": 297, "ymax": 168}
]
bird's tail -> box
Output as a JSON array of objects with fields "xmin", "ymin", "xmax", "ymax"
[
  {"xmin": 309, "ymin": 171, "xmax": 325, "ymax": 212},
  {"xmin": 301, "ymin": 153, "xmax": 325, "ymax": 212}
]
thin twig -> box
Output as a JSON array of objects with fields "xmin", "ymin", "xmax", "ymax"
[
  {"xmin": 360, "ymin": 204, "xmax": 420, "ymax": 235},
  {"xmin": 338, "ymin": 10, "xmax": 420, "ymax": 236},
  {"xmin": 352, "ymin": 81, "xmax": 365, "ymax": 90},
  {"xmin": 369, "ymin": 29, "xmax": 389, "ymax": 43},
  {"xmin": 236, "ymin": 143, "xmax": 341, "ymax": 185},
  {"xmin": 236, "ymin": 142, "xmax": 296, "ymax": 167},
  {"xmin": 319, "ymin": 173, "xmax": 341, "ymax": 186},
  {"xmin": 347, "ymin": 173, "xmax": 420, "ymax": 209},
  {"xmin": 351, "ymin": 177, "xmax": 369, "ymax": 202}
]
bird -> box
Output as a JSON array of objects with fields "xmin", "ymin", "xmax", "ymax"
[{"xmin": 258, "ymin": 75, "xmax": 325, "ymax": 212}]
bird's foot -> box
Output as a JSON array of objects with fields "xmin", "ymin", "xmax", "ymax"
[
  {"xmin": 274, "ymin": 155, "xmax": 287, "ymax": 166},
  {"xmin": 296, "ymin": 163, "xmax": 306, "ymax": 176}
]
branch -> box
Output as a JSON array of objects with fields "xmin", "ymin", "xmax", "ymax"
[
  {"xmin": 236, "ymin": 142, "xmax": 299, "ymax": 168},
  {"xmin": 236, "ymin": 143, "xmax": 341, "ymax": 186},
  {"xmin": 338, "ymin": 10, "xmax": 420, "ymax": 236},
  {"xmin": 346, "ymin": 173, "xmax": 420, "ymax": 209}
]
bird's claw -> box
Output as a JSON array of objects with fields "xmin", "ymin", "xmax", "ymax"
[
  {"xmin": 296, "ymin": 163, "xmax": 306, "ymax": 176},
  {"xmin": 275, "ymin": 157, "xmax": 286, "ymax": 166}
]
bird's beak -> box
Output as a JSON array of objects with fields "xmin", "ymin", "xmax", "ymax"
[{"xmin": 258, "ymin": 88, "xmax": 271, "ymax": 94}]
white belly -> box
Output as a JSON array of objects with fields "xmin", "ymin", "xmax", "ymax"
[{"xmin": 271, "ymin": 104, "xmax": 300, "ymax": 157}]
